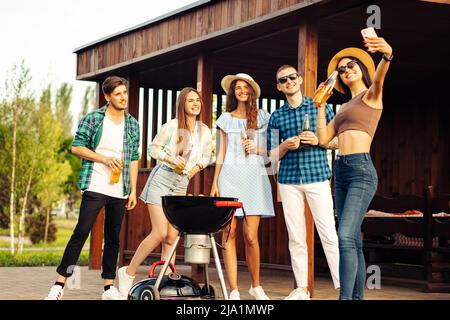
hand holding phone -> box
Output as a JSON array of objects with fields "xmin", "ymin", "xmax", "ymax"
[{"xmin": 361, "ymin": 27, "xmax": 378, "ymax": 39}]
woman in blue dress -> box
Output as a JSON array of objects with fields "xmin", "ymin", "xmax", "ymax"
[{"xmin": 211, "ymin": 73, "xmax": 275, "ymax": 300}]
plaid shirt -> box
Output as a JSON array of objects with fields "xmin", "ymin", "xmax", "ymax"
[
  {"xmin": 72, "ymin": 105, "xmax": 140, "ymax": 196},
  {"xmin": 267, "ymin": 97, "xmax": 334, "ymax": 185}
]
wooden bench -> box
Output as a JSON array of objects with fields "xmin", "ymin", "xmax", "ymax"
[{"xmin": 362, "ymin": 186, "xmax": 450, "ymax": 292}]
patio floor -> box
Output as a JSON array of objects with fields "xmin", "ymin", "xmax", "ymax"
[{"xmin": 1, "ymin": 264, "xmax": 449, "ymax": 300}]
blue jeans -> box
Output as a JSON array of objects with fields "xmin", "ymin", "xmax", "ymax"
[{"xmin": 334, "ymin": 153, "xmax": 377, "ymax": 300}]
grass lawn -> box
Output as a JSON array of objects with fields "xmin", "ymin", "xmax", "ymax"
[
  {"xmin": 0, "ymin": 250, "xmax": 89, "ymax": 267},
  {"xmin": 0, "ymin": 217, "xmax": 91, "ymax": 266},
  {"xmin": 0, "ymin": 217, "xmax": 90, "ymax": 248}
]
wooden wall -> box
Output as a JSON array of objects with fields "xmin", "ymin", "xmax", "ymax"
[
  {"xmin": 76, "ymin": 0, "xmax": 315, "ymax": 77},
  {"xmin": 371, "ymin": 91, "xmax": 450, "ymax": 196}
]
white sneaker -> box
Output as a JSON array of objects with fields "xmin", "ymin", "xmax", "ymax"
[
  {"xmin": 118, "ymin": 266, "xmax": 135, "ymax": 297},
  {"xmin": 284, "ymin": 288, "xmax": 310, "ymax": 300},
  {"xmin": 229, "ymin": 289, "xmax": 240, "ymax": 300},
  {"xmin": 45, "ymin": 285, "xmax": 64, "ymax": 300},
  {"xmin": 249, "ymin": 286, "xmax": 270, "ymax": 300},
  {"xmin": 102, "ymin": 286, "xmax": 126, "ymax": 300}
]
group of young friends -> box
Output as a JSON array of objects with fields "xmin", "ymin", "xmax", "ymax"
[{"xmin": 45, "ymin": 36, "xmax": 392, "ymax": 301}]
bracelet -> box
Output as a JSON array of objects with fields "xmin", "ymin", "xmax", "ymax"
[{"xmin": 382, "ymin": 53, "xmax": 394, "ymax": 61}]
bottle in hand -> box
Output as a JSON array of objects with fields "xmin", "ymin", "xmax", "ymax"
[
  {"xmin": 299, "ymin": 113, "xmax": 312, "ymax": 149},
  {"xmin": 175, "ymin": 144, "xmax": 193, "ymax": 174},
  {"xmin": 313, "ymin": 70, "xmax": 338, "ymax": 107},
  {"xmin": 241, "ymin": 124, "xmax": 250, "ymax": 156}
]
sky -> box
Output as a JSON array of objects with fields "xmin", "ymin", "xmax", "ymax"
[{"xmin": 0, "ymin": 0, "xmax": 196, "ymax": 133}]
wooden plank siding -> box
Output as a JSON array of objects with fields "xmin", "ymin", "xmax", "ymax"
[
  {"xmin": 75, "ymin": 0, "xmax": 317, "ymax": 78},
  {"xmin": 371, "ymin": 92, "xmax": 450, "ymax": 197}
]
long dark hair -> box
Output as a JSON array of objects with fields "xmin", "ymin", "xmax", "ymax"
[
  {"xmin": 337, "ymin": 57, "xmax": 372, "ymax": 97},
  {"xmin": 225, "ymin": 80, "xmax": 258, "ymax": 130},
  {"xmin": 175, "ymin": 87, "xmax": 203, "ymax": 155}
]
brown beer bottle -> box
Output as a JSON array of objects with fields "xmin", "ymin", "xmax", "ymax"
[
  {"xmin": 299, "ymin": 113, "xmax": 312, "ymax": 149},
  {"xmin": 313, "ymin": 71, "xmax": 338, "ymax": 107}
]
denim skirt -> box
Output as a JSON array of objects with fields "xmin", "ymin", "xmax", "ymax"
[{"xmin": 139, "ymin": 164, "xmax": 190, "ymax": 206}]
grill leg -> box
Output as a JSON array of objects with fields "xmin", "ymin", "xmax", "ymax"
[
  {"xmin": 209, "ymin": 234, "xmax": 228, "ymax": 300},
  {"xmin": 155, "ymin": 233, "xmax": 181, "ymax": 290},
  {"xmin": 204, "ymin": 263, "xmax": 211, "ymax": 295}
]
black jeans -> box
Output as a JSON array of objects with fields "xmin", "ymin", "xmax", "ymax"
[{"xmin": 57, "ymin": 191, "xmax": 127, "ymax": 279}]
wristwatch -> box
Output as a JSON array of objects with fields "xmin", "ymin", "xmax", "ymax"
[{"xmin": 382, "ymin": 53, "xmax": 394, "ymax": 61}]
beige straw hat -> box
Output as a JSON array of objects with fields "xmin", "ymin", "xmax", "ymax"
[
  {"xmin": 327, "ymin": 47, "xmax": 375, "ymax": 93},
  {"xmin": 220, "ymin": 73, "xmax": 261, "ymax": 98}
]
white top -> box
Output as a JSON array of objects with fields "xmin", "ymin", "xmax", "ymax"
[
  {"xmin": 87, "ymin": 115, "xmax": 127, "ymax": 199},
  {"xmin": 149, "ymin": 119, "xmax": 212, "ymax": 174}
]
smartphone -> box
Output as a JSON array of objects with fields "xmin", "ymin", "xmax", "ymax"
[{"xmin": 361, "ymin": 27, "xmax": 378, "ymax": 38}]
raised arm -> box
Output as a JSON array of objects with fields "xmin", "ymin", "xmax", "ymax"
[{"xmin": 364, "ymin": 37, "xmax": 393, "ymax": 102}]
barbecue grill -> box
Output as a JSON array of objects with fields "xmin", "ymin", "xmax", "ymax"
[{"xmin": 127, "ymin": 195, "xmax": 242, "ymax": 300}]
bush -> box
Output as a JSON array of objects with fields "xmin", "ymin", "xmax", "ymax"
[{"xmin": 25, "ymin": 211, "xmax": 57, "ymax": 244}]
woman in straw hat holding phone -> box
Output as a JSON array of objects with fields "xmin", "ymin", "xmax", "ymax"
[
  {"xmin": 314, "ymin": 35, "xmax": 393, "ymax": 299},
  {"xmin": 211, "ymin": 73, "xmax": 274, "ymax": 300}
]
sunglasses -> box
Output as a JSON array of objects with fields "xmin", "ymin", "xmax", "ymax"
[
  {"xmin": 336, "ymin": 60, "xmax": 357, "ymax": 74},
  {"xmin": 277, "ymin": 73, "xmax": 298, "ymax": 84}
]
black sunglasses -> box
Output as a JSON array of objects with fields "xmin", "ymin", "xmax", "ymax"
[
  {"xmin": 336, "ymin": 60, "xmax": 357, "ymax": 74},
  {"xmin": 277, "ymin": 73, "xmax": 298, "ymax": 84}
]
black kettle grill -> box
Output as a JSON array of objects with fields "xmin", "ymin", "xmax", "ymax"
[
  {"xmin": 128, "ymin": 260, "xmax": 218, "ymax": 300},
  {"xmin": 127, "ymin": 195, "xmax": 242, "ymax": 300}
]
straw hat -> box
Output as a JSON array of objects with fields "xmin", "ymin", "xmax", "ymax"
[
  {"xmin": 220, "ymin": 73, "xmax": 261, "ymax": 98},
  {"xmin": 327, "ymin": 47, "xmax": 375, "ymax": 93}
]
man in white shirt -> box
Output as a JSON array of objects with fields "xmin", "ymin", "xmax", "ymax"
[{"xmin": 45, "ymin": 76, "xmax": 140, "ymax": 300}]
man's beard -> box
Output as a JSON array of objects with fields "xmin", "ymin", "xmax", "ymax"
[{"xmin": 109, "ymin": 100, "xmax": 127, "ymax": 110}]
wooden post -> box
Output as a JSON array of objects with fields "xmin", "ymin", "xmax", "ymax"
[
  {"xmin": 297, "ymin": 22, "xmax": 318, "ymax": 296},
  {"xmin": 89, "ymin": 83, "xmax": 108, "ymax": 270},
  {"xmin": 127, "ymin": 72, "xmax": 140, "ymax": 124},
  {"xmin": 150, "ymin": 89, "xmax": 159, "ymax": 168},
  {"xmin": 141, "ymin": 88, "xmax": 149, "ymax": 168},
  {"xmin": 190, "ymin": 52, "xmax": 214, "ymax": 281},
  {"xmin": 196, "ymin": 52, "xmax": 213, "ymax": 195}
]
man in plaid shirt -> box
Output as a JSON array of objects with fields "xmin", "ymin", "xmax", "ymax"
[
  {"xmin": 267, "ymin": 65, "xmax": 340, "ymax": 300},
  {"xmin": 45, "ymin": 76, "xmax": 140, "ymax": 300}
]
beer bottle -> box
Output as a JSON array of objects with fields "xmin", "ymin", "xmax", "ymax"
[
  {"xmin": 241, "ymin": 124, "xmax": 249, "ymax": 156},
  {"xmin": 175, "ymin": 143, "xmax": 193, "ymax": 174},
  {"xmin": 313, "ymin": 71, "xmax": 338, "ymax": 107},
  {"xmin": 302, "ymin": 113, "xmax": 311, "ymax": 132},
  {"xmin": 299, "ymin": 113, "xmax": 312, "ymax": 149}
]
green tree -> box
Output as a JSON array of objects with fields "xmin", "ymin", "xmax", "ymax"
[
  {"xmin": 1, "ymin": 71, "xmax": 73, "ymax": 252},
  {"xmin": 61, "ymin": 136, "xmax": 82, "ymax": 217},
  {"xmin": 79, "ymin": 85, "xmax": 95, "ymax": 123},
  {"xmin": 33, "ymin": 89, "xmax": 71, "ymax": 245},
  {"xmin": 54, "ymin": 82, "xmax": 73, "ymax": 137},
  {"xmin": 2, "ymin": 62, "xmax": 34, "ymax": 254}
]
